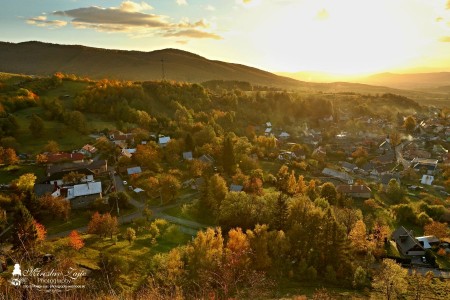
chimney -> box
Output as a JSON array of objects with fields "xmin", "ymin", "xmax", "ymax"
[{"xmin": 350, "ymin": 185, "xmax": 352, "ymax": 191}]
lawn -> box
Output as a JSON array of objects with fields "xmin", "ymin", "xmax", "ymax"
[
  {"xmin": 0, "ymin": 163, "xmax": 45, "ymax": 184},
  {"xmin": 42, "ymin": 209, "xmax": 92, "ymax": 236},
  {"xmin": 43, "ymin": 222, "xmax": 192, "ymax": 291}
]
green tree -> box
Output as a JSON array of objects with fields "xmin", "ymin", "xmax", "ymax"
[
  {"xmin": 222, "ymin": 135, "xmax": 236, "ymax": 174},
  {"xmin": 43, "ymin": 140, "xmax": 60, "ymax": 153},
  {"xmin": 320, "ymin": 182, "xmax": 337, "ymax": 205},
  {"xmin": 29, "ymin": 114, "xmax": 44, "ymax": 137},
  {"xmin": 386, "ymin": 179, "xmax": 403, "ymax": 203}
]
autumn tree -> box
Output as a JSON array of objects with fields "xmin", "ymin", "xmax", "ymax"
[
  {"xmin": 204, "ymin": 173, "xmax": 228, "ymax": 215},
  {"xmin": 404, "ymin": 115, "xmax": 417, "ymax": 132},
  {"xmin": 39, "ymin": 194, "xmax": 71, "ymax": 220},
  {"xmin": 372, "ymin": 259, "xmax": 408, "ymax": 300},
  {"xmin": 159, "ymin": 174, "xmax": 181, "ymax": 204},
  {"xmin": 68, "ymin": 230, "xmax": 84, "ymax": 250},
  {"xmin": 33, "ymin": 220, "xmax": 46, "ymax": 242},
  {"xmin": 349, "ymin": 220, "xmax": 369, "ymax": 254},
  {"xmin": 424, "ymin": 221, "xmax": 449, "ymax": 239},
  {"xmin": 12, "ymin": 173, "xmax": 36, "ymax": 192},
  {"xmin": 0, "ymin": 147, "xmax": 19, "ymax": 165},
  {"xmin": 124, "ymin": 227, "xmax": 136, "ymax": 244},
  {"xmin": 87, "ymin": 212, "xmax": 119, "ymax": 239}
]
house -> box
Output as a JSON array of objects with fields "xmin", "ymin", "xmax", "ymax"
[
  {"xmin": 278, "ymin": 151, "xmax": 297, "ymax": 161},
  {"xmin": 127, "ymin": 166, "xmax": 142, "ymax": 175},
  {"xmin": 265, "ymin": 127, "xmax": 272, "ymax": 135},
  {"xmin": 279, "ymin": 132, "xmax": 290, "ymax": 139},
  {"xmin": 336, "ymin": 184, "xmax": 371, "ymax": 199},
  {"xmin": 412, "ymin": 158, "xmax": 438, "ymax": 175},
  {"xmin": 34, "ymin": 183, "xmax": 57, "ymax": 197},
  {"xmin": 322, "ymin": 168, "xmax": 353, "ymax": 184},
  {"xmin": 416, "ymin": 236, "xmax": 440, "ymax": 249},
  {"xmin": 121, "ymin": 148, "xmax": 137, "ymax": 158},
  {"xmin": 79, "ymin": 144, "xmax": 97, "ymax": 157},
  {"xmin": 230, "ymin": 184, "xmax": 244, "ymax": 192},
  {"xmin": 46, "ymin": 168, "xmax": 95, "ymax": 186},
  {"xmin": 44, "ymin": 152, "xmax": 85, "ymax": 164},
  {"xmin": 46, "ymin": 160, "xmax": 108, "ymax": 177},
  {"xmin": 392, "ymin": 226, "xmax": 426, "ymax": 256},
  {"xmin": 312, "ymin": 146, "xmax": 327, "ymax": 157},
  {"xmin": 158, "ymin": 136, "xmax": 171, "ymax": 147},
  {"xmin": 183, "ymin": 151, "xmax": 193, "ymax": 161},
  {"xmin": 52, "ymin": 181, "xmax": 102, "ymax": 208},
  {"xmin": 420, "ymin": 175, "xmax": 434, "ymax": 186},
  {"xmin": 371, "ymin": 151, "xmax": 395, "ymax": 165},
  {"xmin": 381, "ymin": 173, "xmax": 401, "ymax": 186},
  {"xmin": 340, "ymin": 161, "xmax": 358, "ymax": 173},
  {"xmin": 199, "ymin": 154, "xmax": 215, "ymax": 165}
]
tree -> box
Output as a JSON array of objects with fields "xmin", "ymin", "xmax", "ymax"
[
  {"xmin": 352, "ymin": 266, "xmax": 368, "ymax": 289},
  {"xmin": 159, "ymin": 174, "xmax": 181, "ymax": 204},
  {"xmin": 12, "ymin": 173, "xmax": 36, "ymax": 192},
  {"xmin": 108, "ymin": 191, "xmax": 131, "ymax": 210},
  {"xmin": 43, "ymin": 140, "xmax": 60, "ymax": 153},
  {"xmin": 68, "ymin": 230, "xmax": 84, "ymax": 250},
  {"xmin": 62, "ymin": 171, "xmax": 85, "ymax": 184},
  {"xmin": 12, "ymin": 205, "xmax": 38, "ymax": 251},
  {"xmin": 424, "ymin": 221, "xmax": 449, "ymax": 239},
  {"xmin": 386, "ymin": 179, "xmax": 403, "ymax": 203},
  {"xmin": 65, "ymin": 111, "xmax": 88, "ymax": 133},
  {"xmin": 33, "ymin": 219, "xmax": 46, "ymax": 242},
  {"xmin": 204, "ymin": 174, "xmax": 228, "ymax": 215},
  {"xmin": 320, "ymin": 182, "xmax": 337, "ymax": 205},
  {"xmin": 98, "ymin": 253, "xmax": 129, "ymax": 285},
  {"xmin": 372, "ymin": 259, "xmax": 408, "ymax": 300},
  {"xmin": 349, "ymin": 220, "xmax": 368, "ymax": 254},
  {"xmin": 124, "ymin": 227, "xmax": 136, "ymax": 244},
  {"xmin": 87, "ymin": 212, "xmax": 118, "ymax": 239},
  {"xmin": 222, "ymin": 135, "xmax": 236, "ymax": 174},
  {"xmin": 29, "ymin": 114, "xmax": 44, "ymax": 136},
  {"xmin": 39, "ymin": 194, "xmax": 70, "ymax": 220},
  {"xmin": 2, "ymin": 148, "xmax": 19, "ymax": 165},
  {"xmin": 404, "ymin": 115, "xmax": 416, "ymax": 132}
]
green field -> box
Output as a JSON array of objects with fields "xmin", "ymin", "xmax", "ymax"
[{"xmin": 0, "ymin": 164, "xmax": 45, "ymax": 184}]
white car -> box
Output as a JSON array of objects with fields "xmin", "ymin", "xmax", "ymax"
[{"xmin": 123, "ymin": 181, "xmax": 127, "ymax": 185}]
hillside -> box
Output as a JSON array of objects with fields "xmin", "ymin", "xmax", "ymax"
[
  {"xmin": 0, "ymin": 41, "xmax": 301, "ymax": 88},
  {"xmin": 278, "ymin": 70, "xmax": 450, "ymax": 91}
]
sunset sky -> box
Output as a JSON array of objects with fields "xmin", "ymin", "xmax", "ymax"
[{"xmin": 1, "ymin": 0, "xmax": 450, "ymax": 75}]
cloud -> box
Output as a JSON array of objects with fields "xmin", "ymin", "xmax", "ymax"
[
  {"xmin": 176, "ymin": 0, "xmax": 188, "ymax": 5},
  {"xmin": 53, "ymin": 6, "xmax": 167, "ymax": 28},
  {"xmin": 205, "ymin": 5, "xmax": 215, "ymax": 11},
  {"xmin": 26, "ymin": 1, "xmax": 221, "ymax": 40},
  {"xmin": 164, "ymin": 29, "xmax": 222, "ymax": 40},
  {"xmin": 26, "ymin": 16, "xmax": 67, "ymax": 28},
  {"xmin": 439, "ymin": 36, "xmax": 450, "ymax": 42},
  {"xmin": 436, "ymin": 17, "xmax": 443, "ymax": 22},
  {"xmin": 447, "ymin": 0, "xmax": 450, "ymax": 9},
  {"xmin": 119, "ymin": 1, "xmax": 153, "ymax": 12}
]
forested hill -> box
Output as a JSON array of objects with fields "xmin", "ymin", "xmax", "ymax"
[{"xmin": 0, "ymin": 41, "xmax": 301, "ymax": 88}]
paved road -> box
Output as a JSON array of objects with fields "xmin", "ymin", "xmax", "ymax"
[{"xmin": 48, "ymin": 175, "xmax": 206, "ymax": 239}]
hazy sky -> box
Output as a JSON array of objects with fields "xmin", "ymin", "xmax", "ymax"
[{"xmin": 1, "ymin": 0, "xmax": 450, "ymax": 74}]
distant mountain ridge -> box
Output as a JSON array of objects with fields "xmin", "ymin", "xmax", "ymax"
[
  {"xmin": 277, "ymin": 70, "xmax": 450, "ymax": 91},
  {"xmin": 0, "ymin": 41, "xmax": 301, "ymax": 88}
]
